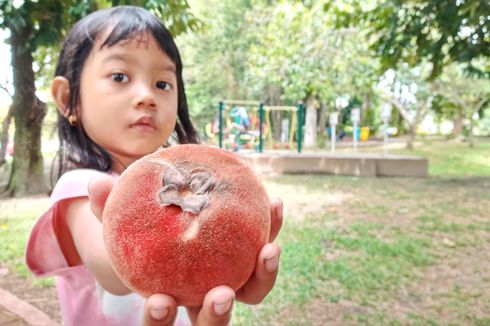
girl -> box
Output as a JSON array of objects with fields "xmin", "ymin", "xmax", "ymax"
[{"xmin": 25, "ymin": 6, "xmax": 282, "ymax": 326}]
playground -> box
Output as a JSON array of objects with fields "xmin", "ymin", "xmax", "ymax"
[
  {"xmin": 205, "ymin": 100, "xmax": 428, "ymax": 177},
  {"xmin": 205, "ymin": 100, "xmax": 303, "ymax": 153}
]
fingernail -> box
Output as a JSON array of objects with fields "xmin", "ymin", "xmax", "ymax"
[
  {"xmin": 265, "ymin": 256, "xmax": 279, "ymax": 272},
  {"xmin": 214, "ymin": 299, "xmax": 232, "ymax": 316},
  {"xmin": 150, "ymin": 306, "xmax": 168, "ymax": 320}
]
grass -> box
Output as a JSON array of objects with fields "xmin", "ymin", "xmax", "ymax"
[
  {"xmin": 1, "ymin": 139, "xmax": 489, "ymax": 324},
  {"xmin": 233, "ymin": 139, "xmax": 490, "ymax": 325},
  {"xmin": 379, "ymin": 138, "xmax": 490, "ymax": 177},
  {"xmin": 0, "ymin": 197, "xmax": 54, "ymax": 286},
  {"xmin": 233, "ymin": 170, "xmax": 490, "ymax": 324}
]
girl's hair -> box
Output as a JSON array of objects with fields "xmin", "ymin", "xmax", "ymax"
[{"xmin": 53, "ymin": 5, "xmax": 199, "ymax": 181}]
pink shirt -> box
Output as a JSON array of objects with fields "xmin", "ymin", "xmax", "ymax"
[{"xmin": 25, "ymin": 169, "xmax": 189, "ymax": 326}]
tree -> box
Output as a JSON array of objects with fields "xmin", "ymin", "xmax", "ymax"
[
  {"xmin": 179, "ymin": 0, "xmax": 255, "ymax": 126},
  {"xmin": 333, "ymin": 0, "xmax": 490, "ymax": 79},
  {"xmin": 376, "ymin": 65, "xmax": 433, "ymax": 150},
  {"xmin": 432, "ymin": 63, "xmax": 490, "ymax": 146},
  {"xmin": 0, "ymin": 0, "xmax": 91, "ymax": 196},
  {"xmin": 0, "ymin": 0, "xmax": 198, "ymax": 197},
  {"xmin": 246, "ymin": 1, "xmax": 377, "ymax": 148}
]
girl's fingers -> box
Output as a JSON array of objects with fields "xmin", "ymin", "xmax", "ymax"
[
  {"xmin": 236, "ymin": 243, "xmax": 281, "ymax": 304},
  {"xmin": 87, "ymin": 174, "xmax": 115, "ymax": 221},
  {"xmin": 269, "ymin": 197, "xmax": 283, "ymax": 242},
  {"xmin": 186, "ymin": 286, "xmax": 235, "ymax": 326},
  {"xmin": 142, "ymin": 294, "xmax": 178, "ymax": 326}
]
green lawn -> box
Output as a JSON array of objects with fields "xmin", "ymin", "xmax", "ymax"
[
  {"xmin": 233, "ymin": 139, "xmax": 490, "ymax": 325},
  {"xmin": 1, "ymin": 139, "xmax": 489, "ymax": 325},
  {"xmin": 390, "ymin": 139, "xmax": 490, "ymax": 177}
]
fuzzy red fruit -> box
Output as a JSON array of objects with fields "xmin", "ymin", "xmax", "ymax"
[{"xmin": 102, "ymin": 144, "xmax": 271, "ymax": 306}]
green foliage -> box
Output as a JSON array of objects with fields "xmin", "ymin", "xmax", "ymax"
[
  {"xmin": 246, "ymin": 1, "xmax": 378, "ymax": 104},
  {"xmin": 179, "ymin": 0, "xmax": 256, "ymax": 126},
  {"xmin": 331, "ymin": 0, "xmax": 490, "ymax": 79},
  {"xmin": 110, "ymin": 0, "xmax": 201, "ymax": 36},
  {"xmin": 0, "ymin": 1, "xmax": 94, "ymax": 51},
  {"xmin": 180, "ymin": 0, "xmax": 381, "ymax": 131},
  {"xmin": 432, "ymin": 63, "xmax": 490, "ymax": 121}
]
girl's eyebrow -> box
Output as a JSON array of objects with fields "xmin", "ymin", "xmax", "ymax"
[
  {"xmin": 102, "ymin": 53, "xmax": 133, "ymax": 64},
  {"xmin": 158, "ymin": 63, "xmax": 176, "ymax": 74},
  {"xmin": 102, "ymin": 53, "xmax": 176, "ymax": 73}
]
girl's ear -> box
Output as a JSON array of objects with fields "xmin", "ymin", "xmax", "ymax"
[{"xmin": 51, "ymin": 76, "xmax": 71, "ymax": 116}]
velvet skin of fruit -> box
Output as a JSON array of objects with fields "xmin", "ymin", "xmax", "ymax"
[{"xmin": 102, "ymin": 144, "xmax": 271, "ymax": 306}]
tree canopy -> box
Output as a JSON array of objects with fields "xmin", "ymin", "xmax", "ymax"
[{"xmin": 330, "ymin": 0, "xmax": 490, "ymax": 79}]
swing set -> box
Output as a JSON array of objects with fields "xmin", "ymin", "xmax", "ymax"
[{"xmin": 213, "ymin": 100, "xmax": 305, "ymax": 153}]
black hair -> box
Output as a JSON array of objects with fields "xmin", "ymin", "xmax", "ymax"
[{"xmin": 53, "ymin": 5, "xmax": 199, "ymax": 181}]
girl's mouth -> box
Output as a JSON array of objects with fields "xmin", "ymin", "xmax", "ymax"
[{"xmin": 131, "ymin": 116, "xmax": 157, "ymax": 132}]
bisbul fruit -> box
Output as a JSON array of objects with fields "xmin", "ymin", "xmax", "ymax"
[{"xmin": 102, "ymin": 144, "xmax": 271, "ymax": 306}]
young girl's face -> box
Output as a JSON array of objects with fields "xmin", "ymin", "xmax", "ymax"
[{"xmin": 78, "ymin": 31, "xmax": 178, "ymax": 172}]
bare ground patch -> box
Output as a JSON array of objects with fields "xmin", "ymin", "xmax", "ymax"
[{"xmin": 0, "ymin": 265, "xmax": 61, "ymax": 324}]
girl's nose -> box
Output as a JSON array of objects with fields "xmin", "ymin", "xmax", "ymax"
[{"xmin": 133, "ymin": 85, "xmax": 157, "ymax": 109}]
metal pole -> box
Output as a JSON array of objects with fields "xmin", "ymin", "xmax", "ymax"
[
  {"xmin": 219, "ymin": 101, "xmax": 224, "ymax": 148},
  {"xmin": 259, "ymin": 102, "xmax": 264, "ymax": 153},
  {"xmin": 297, "ymin": 102, "xmax": 304, "ymax": 153},
  {"xmin": 353, "ymin": 123, "xmax": 358, "ymax": 150},
  {"xmin": 383, "ymin": 120, "xmax": 389, "ymax": 155}
]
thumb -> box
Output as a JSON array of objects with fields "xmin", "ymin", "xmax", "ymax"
[
  {"xmin": 142, "ymin": 294, "xmax": 178, "ymax": 326},
  {"xmin": 187, "ymin": 286, "xmax": 235, "ymax": 326},
  {"xmin": 87, "ymin": 174, "xmax": 115, "ymax": 221}
]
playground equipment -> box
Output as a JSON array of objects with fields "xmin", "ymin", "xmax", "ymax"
[
  {"xmin": 263, "ymin": 105, "xmax": 300, "ymax": 150},
  {"xmin": 217, "ymin": 100, "xmax": 305, "ymax": 153}
]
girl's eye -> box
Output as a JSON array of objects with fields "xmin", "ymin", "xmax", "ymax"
[
  {"xmin": 156, "ymin": 81, "xmax": 172, "ymax": 90},
  {"xmin": 112, "ymin": 73, "xmax": 129, "ymax": 83}
]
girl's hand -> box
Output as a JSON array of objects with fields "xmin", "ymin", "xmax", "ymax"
[
  {"xmin": 143, "ymin": 286, "xmax": 235, "ymax": 326},
  {"xmin": 235, "ymin": 197, "xmax": 282, "ymax": 304},
  {"xmin": 184, "ymin": 198, "xmax": 282, "ymax": 324}
]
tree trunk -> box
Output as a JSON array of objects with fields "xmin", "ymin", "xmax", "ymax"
[
  {"xmin": 406, "ymin": 124, "xmax": 416, "ymax": 150},
  {"xmin": 272, "ymin": 111, "xmax": 282, "ymax": 142},
  {"xmin": 451, "ymin": 109, "xmax": 464, "ymax": 139},
  {"xmin": 5, "ymin": 25, "xmax": 48, "ymax": 197},
  {"xmin": 225, "ymin": 54, "xmax": 238, "ymax": 100},
  {"xmin": 0, "ymin": 105, "xmax": 13, "ymax": 165},
  {"xmin": 318, "ymin": 102, "xmax": 328, "ymax": 136},
  {"xmin": 468, "ymin": 114, "xmax": 475, "ymax": 148},
  {"xmin": 361, "ymin": 92, "xmax": 371, "ymax": 125},
  {"xmin": 303, "ymin": 95, "xmax": 317, "ymax": 148},
  {"xmin": 395, "ymin": 110, "xmax": 406, "ymax": 135},
  {"xmin": 267, "ymin": 85, "xmax": 282, "ymax": 142},
  {"xmin": 466, "ymin": 99, "xmax": 487, "ymax": 148}
]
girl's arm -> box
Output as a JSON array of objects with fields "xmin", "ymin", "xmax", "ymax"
[{"xmin": 59, "ymin": 197, "xmax": 131, "ymax": 295}]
